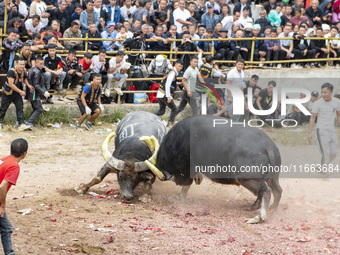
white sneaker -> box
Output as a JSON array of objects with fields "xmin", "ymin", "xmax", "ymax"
[
  {"xmin": 259, "ymin": 63, "xmax": 263, "ymax": 67},
  {"xmin": 114, "ymin": 87, "xmax": 123, "ymax": 96},
  {"xmin": 18, "ymin": 123, "xmax": 32, "ymax": 131},
  {"xmin": 336, "ymin": 64, "xmax": 340, "ymax": 68},
  {"xmin": 297, "ymin": 64, "xmax": 303, "ymax": 69},
  {"xmin": 277, "ymin": 64, "xmax": 282, "ymax": 68},
  {"xmin": 291, "ymin": 64, "xmax": 297, "ymax": 69},
  {"xmin": 105, "ymin": 88, "xmax": 111, "ymax": 97}
]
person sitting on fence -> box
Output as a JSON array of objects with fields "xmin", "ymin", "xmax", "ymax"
[
  {"xmin": 329, "ymin": 26, "xmax": 340, "ymax": 67},
  {"xmin": 0, "ymin": 28, "xmax": 23, "ymax": 71},
  {"xmin": 87, "ymin": 23, "xmax": 103, "ymax": 51},
  {"xmin": 292, "ymin": 25, "xmax": 316, "ymax": 66},
  {"xmin": 214, "ymin": 28, "xmax": 234, "ymax": 64},
  {"xmin": 79, "ymin": 52, "xmax": 93, "ymax": 84},
  {"xmin": 251, "ymin": 24, "xmax": 267, "ymax": 63},
  {"xmin": 148, "ymin": 54, "xmax": 173, "ymax": 77},
  {"xmin": 278, "ymin": 24, "xmax": 299, "ymax": 68},
  {"xmin": 25, "ymin": 56, "xmax": 51, "ymax": 130},
  {"xmin": 230, "ymin": 30, "xmax": 250, "ymax": 61},
  {"xmin": 14, "ymin": 42, "xmax": 36, "ymax": 70},
  {"xmin": 265, "ymin": 28, "xmax": 281, "ymax": 67},
  {"xmin": 84, "ymin": 49, "xmax": 109, "ymax": 86},
  {"xmin": 154, "ymin": 59, "xmax": 184, "ymax": 128},
  {"xmin": 80, "ymin": 0, "xmax": 100, "ymax": 35},
  {"xmin": 8, "ymin": 17, "xmax": 27, "ymax": 38},
  {"xmin": 0, "ymin": 58, "xmax": 34, "ymax": 131},
  {"xmin": 102, "ymin": 22, "xmax": 118, "ymax": 51},
  {"xmin": 76, "ymin": 73, "xmax": 104, "ymax": 131},
  {"xmin": 63, "ymin": 22, "xmax": 85, "ymax": 51},
  {"xmin": 43, "ymin": 44, "xmax": 66, "ymax": 97},
  {"xmin": 61, "ymin": 49, "xmax": 83, "ymax": 91},
  {"xmin": 107, "ymin": 50, "xmax": 128, "ymax": 97},
  {"xmin": 310, "ymin": 27, "xmax": 328, "ymax": 67},
  {"xmin": 25, "ymin": 15, "xmax": 43, "ymax": 38}
]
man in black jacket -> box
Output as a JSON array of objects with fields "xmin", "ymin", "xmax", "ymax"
[
  {"xmin": 8, "ymin": 17, "xmax": 27, "ymax": 38},
  {"xmin": 214, "ymin": 28, "xmax": 234, "ymax": 62},
  {"xmin": 310, "ymin": 28, "xmax": 328, "ymax": 66},
  {"xmin": 305, "ymin": 0, "xmax": 323, "ymax": 27},
  {"xmin": 176, "ymin": 31, "xmax": 202, "ymax": 71},
  {"xmin": 25, "ymin": 56, "xmax": 51, "ymax": 129},
  {"xmin": 293, "ymin": 25, "xmax": 316, "ymax": 65},
  {"xmin": 94, "ymin": 0, "xmax": 110, "ymax": 22},
  {"xmin": 51, "ymin": 0, "xmax": 68, "ymax": 33},
  {"xmin": 231, "ymin": 29, "xmax": 250, "ymax": 60},
  {"xmin": 88, "ymin": 23, "xmax": 103, "ymax": 51},
  {"xmin": 62, "ymin": 49, "xmax": 83, "ymax": 90}
]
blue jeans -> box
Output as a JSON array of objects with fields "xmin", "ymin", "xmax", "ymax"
[
  {"xmin": 0, "ymin": 213, "xmax": 15, "ymax": 255},
  {"xmin": 224, "ymin": 94, "xmax": 240, "ymax": 121},
  {"xmin": 44, "ymin": 71, "xmax": 66, "ymax": 90}
]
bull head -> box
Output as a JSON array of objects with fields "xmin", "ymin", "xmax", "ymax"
[{"xmin": 101, "ymin": 132, "xmax": 163, "ymax": 177}]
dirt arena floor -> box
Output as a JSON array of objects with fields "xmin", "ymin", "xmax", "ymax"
[{"xmin": 0, "ymin": 124, "xmax": 339, "ymax": 255}]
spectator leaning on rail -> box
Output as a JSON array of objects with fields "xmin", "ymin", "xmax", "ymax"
[
  {"xmin": 102, "ymin": 22, "xmax": 118, "ymax": 51},
  {"xmin": 25, "ymin": 56, "xmax": 51, "ymax": 130},
  {"xmin": 63, "ymin": 22, "xmax": 85, "ymax": 51},
  {"xmin": 0, "ymin": 58, "xmax": 34, "ymax": 131},
  {"xmin": 8, "ymin": 17, "xmax": 27, "ymax": 38},
  {"xmin": 0, "ymin": 28, "xmax": 23, "ymax": 71},
  {"xmin": 14, "ymin": 42, "xmax": 36, "ymax": 70},
  {"xmin": 87, "ymin": 23, "xmax": 104, "ymax": 51},
  {"xmin": 43, "ymin": 44, "xmax": 66, "ymax": 97},
  {"xmin": 107, "ymin": 51, "xmax": 129, "ymax": 97}
]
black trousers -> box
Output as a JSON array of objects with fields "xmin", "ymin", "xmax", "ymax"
[
  {"xmin": 63, "ymin": 73, "xmax": 82, "ymax": 89},
  {"xmin": 266, "ymin": 49, "xmax": 280, "ymax": 61},
  {"xmin": 232, "ymin": 48, "xmax": 249, "ymax": 60},
  {"xmin": 153, "ymin": 96, "xmax": 177, "ymax": 123},
  {"xmin": 176, "ymin": 90, "xmax": 198, "ymax": 116},
  {"xmin": 27, "ymin": 100, "xmax": 44, "ymax": 124},
  {"xmin": 215, "ymin": 48, "xmax": 234, "ymax": 61},
  {"xmin": 0, "ymin": 93, "xmax": 24, "ymax": 124}
]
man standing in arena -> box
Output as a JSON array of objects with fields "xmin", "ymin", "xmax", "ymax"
[{"xmin": 308, "ymin": 83, "xmax": 340, "ymax": 172}]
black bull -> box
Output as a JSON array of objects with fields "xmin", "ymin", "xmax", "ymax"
[
  {"xmin": 75, "ymin": 111, "xmax": 166, "ymax": 201},
  {"xmin": 144, "ymin": 116, "xmax": 283, "ymax": 223}
]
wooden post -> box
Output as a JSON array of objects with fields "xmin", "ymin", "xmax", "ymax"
[
  {"xmin": 85, "ymin": 33, "xmax": 88, "ymax": 52},
  {"xmin": 326, "ymin": 37, "xmax": 330, "ymax": 68},
  {"xmin": 4, "ymin": 0, "xmax": 7, "ymax": 35},
  {"xmin": 169, "ymin": 40, "xmax": 173, "ymax": 62},
  {"xmin": 250, "ymin": 37, "xmax": 255, "ymax": 65}
]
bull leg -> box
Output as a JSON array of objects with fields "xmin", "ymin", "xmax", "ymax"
[
  {"xmin": 139, "ymin": 180, "xmax": 153, "ymax": 203},
  {"xmin": 236, "ymin": 179, "xmax": 271, "ymax": 224},
  {"xmin": 266, "ymin": 178, "xmax": 282, "ymax": 210},
  {"xmin": 75, "ymin": 164, "xmax": 114, "ymax": 195},
  {"xmin": 177, "ymin": 185, "xmax": 191, "ymax": 200}
]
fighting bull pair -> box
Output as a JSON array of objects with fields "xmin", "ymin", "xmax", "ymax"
[{"xmin": 75, "ymin": 111, "xmax": 282, "ymax": 224}]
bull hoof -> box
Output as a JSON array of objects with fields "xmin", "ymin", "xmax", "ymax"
[
  {"xmin": 247, "ymin": 204, "xmax": 261, "ymax": 211},
  {"xmin": 74, "ymin": 186, "xmax": 85, "ymax": 195},
  {"xmin": 139, "ymin": 194, "xmax": 152, "ymax": 203},
  {"xmin": 246, "ymin": 215, "xmax": 263, "ymax": 224}
]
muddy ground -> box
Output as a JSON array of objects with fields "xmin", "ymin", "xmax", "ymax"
[{"xmin": 0, "ymin": 125, "xmax": 339, "ymax": 255}]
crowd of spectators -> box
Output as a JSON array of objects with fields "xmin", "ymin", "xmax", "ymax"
[{"xmin": 1, "ymin": 0, "xmax": 340, "ymax": 98}]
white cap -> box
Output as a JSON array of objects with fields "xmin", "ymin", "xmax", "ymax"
[
  {"xmin": 244, "ymin": 22, "xmax": 253, "ymax": 30},
  {"xmin": 155, "ymin": 55, "xmax": 165, "ymax": 67},
  {"xmin": 321, "ymin": 23, "xmax": 330, "ymax": 31}
]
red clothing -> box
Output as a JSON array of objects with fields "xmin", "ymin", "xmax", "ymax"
[
  {"xmin": 79, "ymin": 58, "xmax": 92, "ymax": 71},
  {"xmin": 0, "ymin": 156, "xmax": 20, "ymax": 191}
]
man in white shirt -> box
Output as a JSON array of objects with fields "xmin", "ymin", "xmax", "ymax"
[
  {"xmin": 225, "ymin": 59, "xmax": 246, "ymax": 121},
  {"xmin": 308, "ymin": 83, "xmax": 340, "ymax": 171},
  {"xmin": 173, "ymin": 0, "xmax": 191, "ymax": 34},
  {"xmin": 238, "ymin": 6, "xmax": 253, "ymax": 27},
  {"xmin": 107, "ymin": 51, "xmax": 129, "ymax": 96},
  {"xmin": 221, "ymin": 10, "xmax": 240, "ymax": 37},
  {"xmin": 25, "ymin": 15, "xmax": 43, "ymax": 37},
  {"xmin": 154, "ymin": 60, "xmax": 184, "ymax": 127},
  {"xmin": 120, "ymin": 0, "xmax": 136, "ymax": 21}
]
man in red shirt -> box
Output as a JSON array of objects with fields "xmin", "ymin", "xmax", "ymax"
[{"xmin": 0, "ymin": 138, "xmax": 28, "ymax": 255}]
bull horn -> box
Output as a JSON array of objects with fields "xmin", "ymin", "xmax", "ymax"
[
  {"xmin": 139, "ymin": 136, "xmax": 165, "ymax": 181},
  {"xmin": 102, "ymin": 132, "xmax": 125, "ymax": 171}
]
